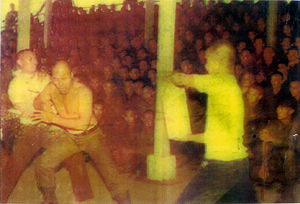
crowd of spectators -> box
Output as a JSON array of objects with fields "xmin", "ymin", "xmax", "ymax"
[{"xmin": 1, "ymin": 0, "xmax": 300, "ymax": 201}]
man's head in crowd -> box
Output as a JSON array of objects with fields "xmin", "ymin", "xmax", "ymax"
[
  {"xmin": 240, "ymin": 49, "xmax": 254, "ymax": 68},
  {"xmin": 290, "ymin": 80, "xmax": 300, "ymax": 101},
  {"xmin": 122, "ymin": 55, "xmax": 133, "ymax": 67},
  {"xmin": 283, "ymin": 24, "xmax": 292, "ymax": 37},
  {"xmin": 103, "ymin": 81, "xmax": 116, "ymax": 97},
  {"xmin": 237, "ymin": 41, "xmax": 246, "ymax": 54},
  {"xmin": 180, "ymin": 60, "xmax": 193, "ymax": 74},
  {"xmin": 124, "ymin": 80, "xmax": 134, "ymax": 97},
  {"xmin": 142, "ymin": 110, "xmax": 155, "ymax": 128},
  {"xmin": 175, "ymin": 39, "xmax": 184, "ymax": 53},
  {"xmin": 247, "ymin": 85, "xmax": 264, "ymax": 106},
  {"xmin": 241, "ymin": 72, "xmax": 255, "ymax": 89},
  {"xmin": 130, "ymin": 36, "xmax": 143, "ymax": 50},
  {"xmin": 129, "ymin": 68, "xmax": 140, "ymax": 81},
  {"xmin": 52, "ymin": 61, "xmax": 73, "ymax": 95},
  {"xmin": 150, "ymin": 60, "xmax": 157, "ymax": 69},
  {"xmin": 222, "ymin": 30, "xmax": 230, "ymax": 40},
  {"xmin": 16, "ymin": 50, "xmax": 38, "ymax": 74},
  {"xmin": 248, "ymin": 30, "xmax": 257, "ymax": 41},
  {"xmin": 270, "ymin": 72, "xmax": 284, "ymax": 90},
  {"xmin": 142, "ymin": 86, "xmax": 155, "ymax": 102},
  {"xmin": 254, "ymin": 37, "xmax": 265, "ymax": 52},
  {"xmin": 204, "ymin": 32, "xmax": 214, "ymax": 47},
  {"xmin": 281, "ymin": 37, "xmax": 291, "ymax": 52},
  {"xmin": 103, "ymin": 65, "xmax": 114, "ymax": 80},
  {"xmin": 263, "ymin": 47, "xmax": 275, "ymax": 63},
  {"xmin": 185, "ymin": 30, "xmax": 194, "ymax": 43},
  {"xmin": 287, "ymin": 47, "xmax": 299, "ymax": 65},
  {"xmin": 139, "ymin": 60, "xmax": 149, "ymax": 74},
  {"xmin": 123, "ymin": 108, "xmax": 138, "ymax": 125},
  {"xmin": 276, "ymin": 99, "xmax": 296, "ymax": 122},
  {"xmin": 257, "ymin": 17, "xmax": 265, "ymax": 32},
  {"xmin": 195, "ymin": 39, "xmax": 204, "ymax": 51},
  {"xmin": 137, "ymin": 48, "xmax": 148, "ymax": 61},
  {"xmin": 255, "ymin": 71, "xmax": 266, "ymax": 85},
  {"xmin": 148, "ymin": 39, "xmax": 157, "ymax": 54},
  {"xmin": 277, "ymin": 63, "xmax": 288, "ymax": 80},
  {"xmin": 119, "ymin": 66, "xmax": 129, "ymax": 81},
  {"xmin": 147, "ymin": 69, "xmax": 156, "ymax": 86},
  {"xmin": 112, "ymin": 57, "xmax": 122, "ymax": 71},
  {"xmin": 197, "ymin": 49, "xmax": 206, "ymax": 65},
  {"xmin": 133, "ymin": 81, "xmax": 143, "ymax": 96},
  {"xmin": 205, "ymin": 40, "xmax": 235, "ymax": 74}
]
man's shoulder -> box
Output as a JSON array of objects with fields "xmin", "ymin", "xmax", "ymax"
[
  {"xmin": 73, "ymin": 81, "xmax": 92, "ymax": 95},
  {"xmin": 36, "ymin": 72, "xmax": 50, "ymax": 80}
]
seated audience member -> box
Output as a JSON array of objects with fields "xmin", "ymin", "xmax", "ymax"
[
  {"xmin": 253, "ymin": 37, "xmax": 265, "ymax": 66},
  {"xmin": 264, "ymin": 72, "xmax": 286, "ymax": 119},
  {"xmin": 258, "ymin": 99, "xmax": 297, "ymax": 202},
  {"xmin": 260, "ymin": 47, "xmax": 277, "ymax": 79},
  {"xmin": 240, "ymin": 71, "xmax": 256, "ymax": 95},
  {"xmin": 239, "ymin": 48, "xmax": 257, "ymax": 74},
  {"xmin": 287, "ymin": 47, "xmax": 300, "ymax": 84},
  {"xmin": 244, "ymin": 85, "xmax": 267, "ymax": 124}
]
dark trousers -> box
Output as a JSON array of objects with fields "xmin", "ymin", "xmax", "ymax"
[{"xmin": 176, "ymin": 158, "xmax": 257, "ymax": 204}]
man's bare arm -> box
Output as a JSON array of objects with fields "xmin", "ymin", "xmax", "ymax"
[
  {"xmin": 33, "ymin": 83, "xmax": 53, "ymax": 112},
  {"xmin": 32, "ymin": 87, "xmax": 93, "ymax": 130}
]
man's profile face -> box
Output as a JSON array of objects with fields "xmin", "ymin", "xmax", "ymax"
[
  {"xmin": 17, "ymin": 52, "xmax": 38, "ymax": 74},
  {"xmin": 290, "ymin": 81, "xmax": 300, "ymax": 100},
  {"xmin": 52, "ymin": 63, "xmax": 73, "ymax": 95}
]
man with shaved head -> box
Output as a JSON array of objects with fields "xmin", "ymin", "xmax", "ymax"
[
  {"xmin": 33, "ymin": 61, "xmax": 131, "ymax": 204},
  {"xmin": 1, "ymin": 50, "xmax": 93, "ymax": 203},
  {"xmin": 170, "ymin": 41, "xmax": 257, "ymax": 203}
]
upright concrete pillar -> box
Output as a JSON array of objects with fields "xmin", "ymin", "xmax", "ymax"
[
  {"xmin": 17, "ymin": 0, "xmax": 31, "ymax": 51},
  {"xmin": 144, "ymin": 0, "xmax": 155, "ymax": 49},
  {"xmin": 44, "ymin": 0, "xmax": 52, "ymax": 48},
  {"xmin": 147, "ymin": 0, "xmax": 176, "ymax": 181},
  {"xmin": 266, "ymin": 1, "xmax": 278, "ymax": 47}
]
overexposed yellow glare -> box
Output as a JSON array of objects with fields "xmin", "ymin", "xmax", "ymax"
[{"xmin": 1, "ymin": 0, "xmax": 124, "ymax": 29}]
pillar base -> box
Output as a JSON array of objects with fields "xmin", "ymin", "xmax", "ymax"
[{"xmin": 147, "ymin": 154, "xmax": 176, "ymax": 181}]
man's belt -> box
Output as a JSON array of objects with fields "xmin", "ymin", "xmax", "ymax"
[{"xmin": 71, "ymin": 125, "xmax": 99, "ymax": 137}]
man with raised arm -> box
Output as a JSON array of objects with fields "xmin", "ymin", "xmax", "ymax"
[
  {"xmin": 32, "ymin": 61, "xmax": 131, "ymax": 204},
  {"xmin": 170, "ymin": 40, "xmax": 256, "ymax": 203}
]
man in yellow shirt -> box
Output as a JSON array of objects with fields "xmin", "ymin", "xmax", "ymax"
[{"xmin": 170, "ymin": 40, "xmax": 256, "ymax": 203}]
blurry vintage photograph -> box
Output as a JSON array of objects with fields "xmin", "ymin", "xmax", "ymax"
[{"xmin": 1, "ymin": 0, "xmax": 300, "ymax": 203}]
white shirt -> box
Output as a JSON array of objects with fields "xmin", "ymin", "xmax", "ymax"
[{"xmin": 8, "ymin": 70, "xmax": 50, "ymax": 124}]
